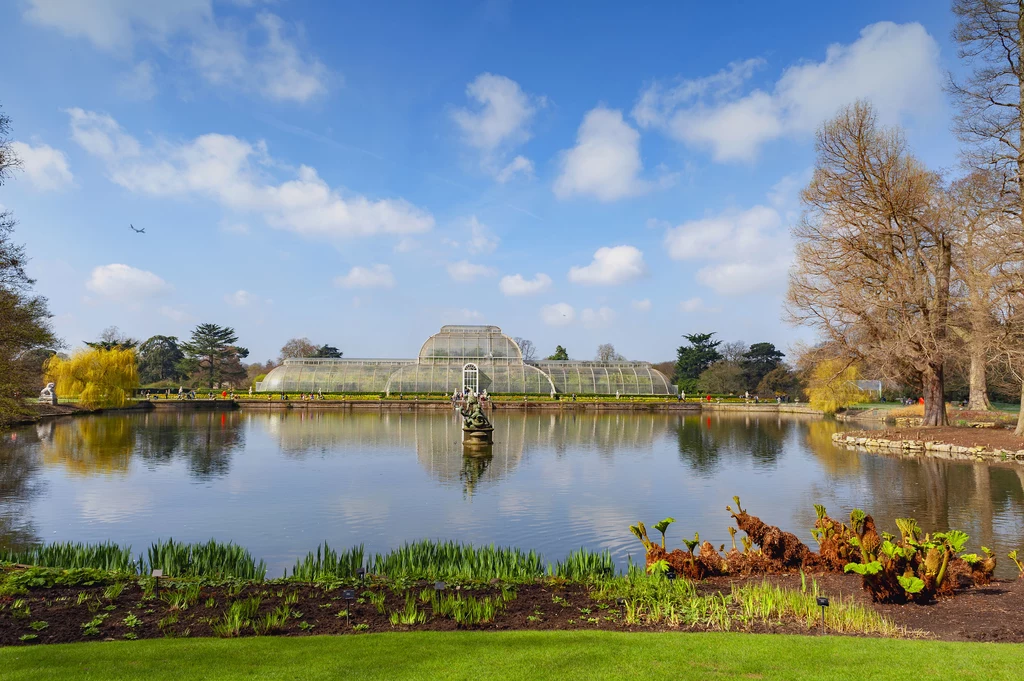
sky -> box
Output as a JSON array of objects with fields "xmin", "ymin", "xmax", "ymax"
[{"xmin": 0, "ymin": 0, "xmax": 964, "ymax": 364}]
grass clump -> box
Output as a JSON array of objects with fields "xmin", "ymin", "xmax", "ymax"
[{"xmin": 290, "ymin": 543, "xmax": 364, "ymax": 581}]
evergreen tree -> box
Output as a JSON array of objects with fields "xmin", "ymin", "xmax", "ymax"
[
  {"xmin": 674, "ymin": 333, "xmax": 722, "ymax": 386},
  {"xmin": 138, "ymin": 335, "xmax": 184, "ymax": 384},
  {"xmin": 313, "ymin": 344, "xmax": 343, "ymax": 358},
  {"xmin": 180, "ymin": 323, "xmax": 249, "ymax": 388},
  {"xmin": 547, "ymin": 345, "xmax": 569, "ymax": 360},
  {"xmin": 741, "ymin": 342, "xmax": 785, "ymax": 390}
]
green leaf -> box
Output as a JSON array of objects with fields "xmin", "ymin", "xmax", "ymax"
[
  {"xmin": 897, "ymin": 575, "xmax": 925, "ymax": 594},
  {"xmin": 653, "ymin": 518, "xmax": 675, "ymax": 535},
  {"xmin": 843, "ymin": 561, "xmax": 882, "ymax": 576},
  {"xmin": 959, "ymin": 553, "xmax": 980, "ymax": 565}
]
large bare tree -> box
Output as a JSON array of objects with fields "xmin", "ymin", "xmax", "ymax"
[
  {"xmin": 946, "ymin": 171, "xmax": 1014, "ymax": 410},
  {"xmin": 949, "ymin": 1, "xmax": 1024, "ymax": 424},
  {"xmin": 787, "ymin": 102, "xmax": 952, "ymax": 426}
]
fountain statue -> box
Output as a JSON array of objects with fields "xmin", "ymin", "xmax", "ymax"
[
  {"xmin": 460, "ymin": 390, "xmax": 493, "ymax": 446},
  {"xmin": 38, "ymin": 382, "xmax": 57, "ymax": 406}
]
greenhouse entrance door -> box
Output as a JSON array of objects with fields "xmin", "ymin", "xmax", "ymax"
[{"xmin": 463, "ymin": 363, "xmax": 479, "ymax": 394}]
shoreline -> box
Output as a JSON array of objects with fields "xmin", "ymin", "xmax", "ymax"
[{"xmin": 833, "ymin": 428, "xmax": 1024, "ymax": 463}]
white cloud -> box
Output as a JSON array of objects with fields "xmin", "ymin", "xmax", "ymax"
[
  {"xmin": 633, "ymin": 22, "xmax": 942, "ymax": 162},
  {"xmin": 581, "ymin": 306, "xmax": 615, "ymax": 328},
  {"xmin": 67, "ymin": 108, "xmax": 433, "ymax": 240},
  {"xmin": 451, "ymin": 74, "xmax": 544, "ymax": 180},
  {"xmin": 23, "ymin": 0, "xmax": 211, "ymax": 52},
  {"xmin": 664, "ymin": 205, "xmax": 781, "ymax": 261},
  {"xmin": 224, "ymin": 289, "xmax": 259, "ymax": 306},
  {"xmin": 117, "ymin": 60, "xmax": 157, "ymax": 100},
  {"xmin": 696, "ymin": 259, "xmax": 792, "ymax": 296},
  {"xmin": 499, "ymin": 273, "xmax": 552, "ymax": 296},
  {"xmin": 452, "ymin": 73, "xmax": 540, "ymax": 150},
  {"xmin": 24, "ymin": 2, "xmax": 329, "ymax": 103},
  {"xmin": 219, "ymin": 219, "xmax": 250, "ymax": 235},
  {"xmin": 631, "ymin": 298, "xmax": 652, "ymax": 312},
  {"xmin": 495, "ymin": 155, "xmax": 534, "ymax": 183},
  {"xmin": 679, "ymin": 297, "xmax": 711, "ymax": 313},
  {"xmin": 466, "ymin": 216, "xmax": 499, "ymax": 254},
  {"xmin": 446, "ymin": 260, "xmax": 496, "ymax": 282},
  {"xmin": 191, "ymin": 13, "xmax": 329, "ymax": 104},
  {"xmin": 334, "ymin": 264, "xmax": 395, "ymax": 289},
  {"xmin": 554, "ymin": 107, "xmax": 660, "ymax": 202},
  {"xmin": 663, "ymin": 201, "xmax": 793, "ymax": 296},
  {"xmin": 568, "ymin": 245, "xmax": 646, "ymax": 285},
  {"xmin": 10, "ymin": 142, "xmax": 73, "ymax": 191},
  {"xmin": 159, "ymin": 305, "xmax": 194, "ymax": 323},
  {"xmin": 541, "ymin": 302, "xmax": 575, "ymax": 327},
  {"xmin": 86, "ymin": 264, "xmax": 171, "ymax": 301},
  {"xmin": 454, "ymin": 308, "xmax": 484, "ymax": 321}
]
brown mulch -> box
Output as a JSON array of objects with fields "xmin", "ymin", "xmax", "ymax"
[
  {"xmin": 5, "ymin": 573, "xmax": 1024, "ymax": 647},
  {"xmin": 845, "ymin": 426, "xmax": 1024, "ymax": 451}
]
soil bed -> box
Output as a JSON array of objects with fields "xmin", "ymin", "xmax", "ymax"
[
  {"xmin": 844, "ymin": 426, "xmax": 1024, "ymax": 451},
  {"xmin": 4, "ymin": 572, "xmax": 1023, "ymax": 647}
]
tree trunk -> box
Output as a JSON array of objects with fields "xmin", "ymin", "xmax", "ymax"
[
  {"xmin": 967, "ymin": 341, "xmax": 991, "ymax": 411},
  {"xmin": 1015, "ymin": 379, "xmax": 1024, "ymax": 437},
  {"xmin": 922, "ymin": 363, "xmax": 948, "ymax": 426}
]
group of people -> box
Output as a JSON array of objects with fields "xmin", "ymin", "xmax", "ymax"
[{"xmin": 451, "ymin": 388, "xmax": 488, "ymax": 405}]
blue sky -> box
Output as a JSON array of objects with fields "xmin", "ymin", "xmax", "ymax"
[{"xmin": 1, "ymin": 0, "xmax": 960, "ymax": 364}]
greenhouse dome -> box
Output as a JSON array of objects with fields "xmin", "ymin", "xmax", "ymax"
[{"xmin": 257, "ymin": 325, "xmax": 676, "ymax": 396}]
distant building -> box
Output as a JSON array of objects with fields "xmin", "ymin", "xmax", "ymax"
[{"xmin": 257, "ymin": 325, "xmax": 675, "ymax": 395}]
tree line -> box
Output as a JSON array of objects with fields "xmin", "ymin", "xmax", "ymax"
[{"xmin": 663, "ymin": 333, "xmax": 796, "ymax": 397}]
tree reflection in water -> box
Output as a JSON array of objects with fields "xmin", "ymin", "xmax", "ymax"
[{"xmin": 35, "ymin": 412, "xmax": 244, "ymax": 479}]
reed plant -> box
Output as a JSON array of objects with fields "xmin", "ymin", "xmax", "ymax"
[
  {"xmin": 370, "ymin": 540, "xmax": 543, "ymax": 582},
  {"xmin": 1, "ymin": 541, "xmax": 137, "ymax": 572},
  {"xmin": 146, "ymin": 539, "xmax": 266, "ymax": 580},
  {"xmin": 290, "ymin": 543, "xmax": 365, "ymax": 581},
  {"xmin": 549, "ymin": 548, "xmax": 615, "ymax": 581}
]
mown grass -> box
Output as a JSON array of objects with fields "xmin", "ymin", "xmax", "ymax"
[{"xmin": 0, "ymin": 632, "xmax": 1018, "ymax": 681}]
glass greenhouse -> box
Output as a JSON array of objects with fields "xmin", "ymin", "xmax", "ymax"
[{"xmin": 257, "ymin": 325, "xmax": 676, "ymax": 395}]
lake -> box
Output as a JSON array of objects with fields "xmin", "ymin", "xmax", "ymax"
[{"xmin": 2, "ymin": 409, "xmax": 1022, "ymax": 577}]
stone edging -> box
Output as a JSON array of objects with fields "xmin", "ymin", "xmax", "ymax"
[{"xmin": 831, "ymin": 433, "xmax": 1024, "ymax": 462}]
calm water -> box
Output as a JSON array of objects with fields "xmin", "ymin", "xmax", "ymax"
[{"xmin": 2, "ymin": 410, "xmax": 1023, "ymax": 577}]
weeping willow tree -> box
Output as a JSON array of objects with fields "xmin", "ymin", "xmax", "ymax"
[
  {"xmin": 46, "ymin": 348, "xmax": 138, "ymax": 409},
  {"xmin": 806, "ymin": 359, "xmax": 869, "ymax": 415}
]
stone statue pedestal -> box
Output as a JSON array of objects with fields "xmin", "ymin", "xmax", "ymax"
[{"xmin": 462, "ymin": 425, "xmax": 494, "ymax": 447}]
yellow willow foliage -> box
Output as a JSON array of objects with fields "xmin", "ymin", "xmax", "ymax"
[
  {"xmin": 806, "ymin": 359, "xmax": 869, "ymax": 415},
  {"xmin": 45, "ymin": 348, "xmax": 138, "ymax": 409}
]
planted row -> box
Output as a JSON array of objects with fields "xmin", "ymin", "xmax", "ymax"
[{"xmin": 3, "ymin": 539, "xmax": 614, "ymax": 584}]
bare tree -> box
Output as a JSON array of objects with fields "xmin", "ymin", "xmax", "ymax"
[
  {"xmin": 0, "ymin": 105, "xmax": 21, "ymax": 186},
  {"xmin": 279, "ymin": 337, "xmax": 318, "ymax": 362},
  {"xmin": 947, "ymin": 171, "xmax": 1015, "ymax": 410},
  {"xmin": 596, "ymin": 343, "xmax": 625, "ymax": 361},
  {"xmin": 949, "ymin": 1, "xmax": 1023, "ymax": 215},
  {"xmin": 719, "ymin": 341, "xmax": 748, "ymax": 363},
  {"xmin": 948, "ymin": 1, "xmax": 1024, "ymax": 423},
  {"xmin": 786, "ymin": 102, "xmax": 952, "ymax": 426},
  {"xmin": 512, "ymin": 337, "xmax": 536, "ymax": 362}
]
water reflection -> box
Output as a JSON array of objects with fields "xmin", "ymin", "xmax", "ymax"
[{"xmin": 1, "ymin": 410, "xmax": 1023, "ymax": 577}]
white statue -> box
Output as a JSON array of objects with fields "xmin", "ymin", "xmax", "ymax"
[{"xmin": 39, "ymin": 382, "xmax": 57, "ymax": 406}]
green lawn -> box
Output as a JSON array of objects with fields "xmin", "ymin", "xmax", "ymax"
[{"xmin": 1, "ymin": 632, "xmax": 1019, "ymax": 681}]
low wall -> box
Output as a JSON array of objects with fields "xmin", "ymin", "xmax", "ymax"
[
  {"xmin": 234, "ymin": 399, "xmax": 702, "ymax": 413},
  {"xmin": 831, "ymin": 433, "xmax": 1024, "ymax": 463},
  {"xmin": 699, "ymin": 403, "xmax": 823, "ymax": 416}
]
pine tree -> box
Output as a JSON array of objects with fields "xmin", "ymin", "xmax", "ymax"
[{"xmin": 180, "ymin": 323, "xmax": 249, "ymax": 388}]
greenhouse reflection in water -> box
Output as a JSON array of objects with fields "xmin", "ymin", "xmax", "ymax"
[{"xmin": 1, "ymin": 410, "xmax": 1022, "ymax": 577}]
